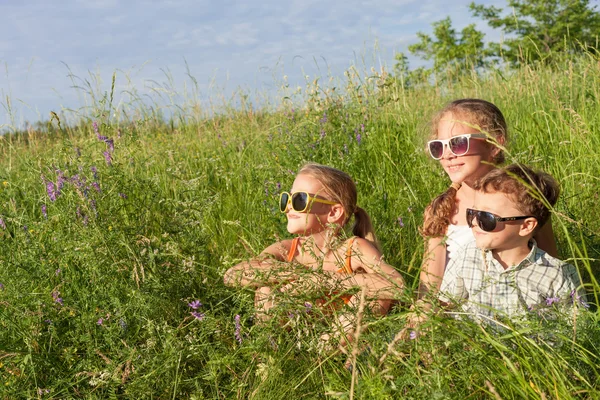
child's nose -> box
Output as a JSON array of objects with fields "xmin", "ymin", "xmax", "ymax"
[{"xmin": 441, "ymin": 144, "xmax": 455, "ymax": 159}]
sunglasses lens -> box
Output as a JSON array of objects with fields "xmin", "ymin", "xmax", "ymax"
[
  {"xmin": 428, "ymin": 141, "xmax": 444, "ymax": 159},
  {"xmin": 291, "ymin": 192, "xmax": 308, "ymax": 212},
  {"xmin": 449, "ymin": 136, "xmax": 469, "ymax": 156},
  {"xmin": 466, "ymin": 209, "xmax": 475, "ymax": 228},
  {"xmin": 478, "ymin": 211, "xmax": 497, "ymax": 232},
  {"xmin": 279, "ymin": 193, "xmax": 289, "ymax": 212}
]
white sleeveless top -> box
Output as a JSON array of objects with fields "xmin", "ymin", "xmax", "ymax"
[{"xmin": 445, "ymin": 224, "xmax": 475, "ymax": 265}]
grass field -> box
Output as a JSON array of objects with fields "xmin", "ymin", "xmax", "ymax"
[{"xmin": 0, "ymin": 53, "xmax": 599, "ymax": 399}]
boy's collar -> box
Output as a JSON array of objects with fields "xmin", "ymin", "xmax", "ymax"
[{"xmin": 483, "ymin": 239, "xmax": 539, "ymax": 271}]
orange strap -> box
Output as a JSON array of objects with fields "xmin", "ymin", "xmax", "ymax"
[
  {"xmin": 287, "ymin": 237, "xmax": 301, "ymax": 262},
  {"xmin": 336, "ymin": 237, "xmax": 355, "ymax": 274}
]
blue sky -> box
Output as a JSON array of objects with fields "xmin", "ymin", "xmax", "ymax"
[{"xmin": 1, "ymin": 0, "xmax": 509, "ymax": 129}]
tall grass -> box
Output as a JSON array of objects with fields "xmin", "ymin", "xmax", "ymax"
[{"xmin": 0, "ymin": 52, "xmax": 598, "ymax": 398}]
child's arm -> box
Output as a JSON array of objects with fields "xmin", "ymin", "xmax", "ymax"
[
  {"xmin": 418, "ymin": 236, "xmax": 448, "ymax": 297},
  {"xmin": 340, "ymin": 238, "xmax": 405, "ymax": 299},
  {"xmin": 223, "ymin": 240, "xmax": 298, "ymax": 288}
]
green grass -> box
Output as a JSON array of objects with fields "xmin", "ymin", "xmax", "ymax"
[{"xmin": 0, "ymin": 53, "xmax": 599, "ymax": 399}]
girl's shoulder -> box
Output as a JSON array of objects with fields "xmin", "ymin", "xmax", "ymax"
[{"xmin": 261, "ymin": 238, "xmax": 298, "ymax": 261}]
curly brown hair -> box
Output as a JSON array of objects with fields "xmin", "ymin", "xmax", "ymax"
[
  {"xmin": 421, "ymin": 98, "xmax": 508, "ymax": 238},
  {"xmin": 472, "ymin": 164, "xmax": 560, "ymax": 230}
]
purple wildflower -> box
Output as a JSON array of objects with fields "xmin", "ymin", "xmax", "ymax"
[
  {"xmin": 409, "ymin": 330, "xmax": 417, "ymax": 340},
  {"xmin": 119, "ymin": 193, "xmax": 127, "ymax": 199},
  {"xmin": 304, "ymin": 302, "xmax": 313, "ymax": 313},
  {"xmin": 92, "ymin": 182, "xmax": 101, "ymax": 193},
  {"xmin": 46, "ymin": 181, "xmax": 57, "ymax": 202},
  {"xmin": 570, "ymin": 289, "xmax": 590, "ymax": 309},
  {"xmin": 105, "ymin": 138, "xmax": 114, "ymax": 153},
  {"xmin": 356, "ymin": 133, "xmax": 362, "ymax": 144},
  {"xmin": 234, "ymin": 314, "xmax": 242, "ymax": 344},
  {"xmin": 361, "ymin": 123, "xmax": 365, "ymax": 132},
  {"xmin": 97, "ymin": 318, "xmax": 104, "ymax": 326},
  {"xmin": 191, "ymin": 311, "xmax": 205, "ymax": 321},
  {"xmin": 320, "ymin": 112, "xmax": 327, "ymax": 124},
  {"xmin": 93, "ymin": 121, "xmax": 99, "ymax": 137},
  {"xmin": 188, "ymin": 300, "xmax": 202, "ymax": 310},
  {"xmin": 44, "ymin": 319, "xmax": 52, "ymax": 324},
  {"xmin": 23, "ymin": 225, "xmax": 28, "ymax": 233},
  {"xmin": 276, "ymin": 182, "xmax": 281, "ymax": 191},
  {"xmin": 56, "ymin": 170, "xmax": 66, "ymax": 193},
  {"xmin": 103, "ymin": 151, "xmax": 112, "ymax": 166},
  {"xmin": 91, "ymin": 166, "xmax": 98, "ymax": 180},
  {"xmin": 320, "ymin": 129, "xmax": 326, "ymax": 139},
  {"xmin": 397, "ymin": 217, "xmax": 404, "ymax": 228},
  {"xmin": 41, "ymin": 204, "xmax": 47, "ymax": 219},
  {"xmin": 0, "ymin": 218, "xmax": 5, "ymax": 230},
  {"xmin": 0, "ymin": 282, "xmax": 4, "ymax": 290},
  {"xmin": 51, "ymin": 291, "xmax": 63, "ymax": 306},
  {"xmin": 546, "ymin": 297, "xmax": 560, "ymax": 306}
]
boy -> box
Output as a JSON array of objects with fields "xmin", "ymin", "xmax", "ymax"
[{"xmin": 438, "ymin": 164, "xmax": 586, "ymax": 320}]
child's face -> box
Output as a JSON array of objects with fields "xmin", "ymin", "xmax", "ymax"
[
  {"xmin": 284, "ymin": 173, "xmax": 335, "ymax": 235},
  {"xmin": 436, "ymin": 113, "xmax": 497, "ymax": 186},
  {"xmin": 470, "ymin": 190, "xmax": 532, "ymax": 251}
]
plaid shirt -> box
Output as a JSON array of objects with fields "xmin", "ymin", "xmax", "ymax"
[{"xmin": 439, "ymin": 240, "xmax": 586, "ymax": 320}]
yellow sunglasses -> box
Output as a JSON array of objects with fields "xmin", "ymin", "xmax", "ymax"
[{"xmin": 279, "ymin": 191, "xmax": 337, "ymax": 213}]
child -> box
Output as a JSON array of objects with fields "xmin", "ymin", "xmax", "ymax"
[
  {"xmin": 223, "ymin": 163, "xmax": 405, "ymax": 343},
  {"xmin": 438, "ymin": 164, "xmax": 586, "ymax": 319},
  {"xmin": 419, "ymin": 99, "xmax": 558, "ymax": 297}
]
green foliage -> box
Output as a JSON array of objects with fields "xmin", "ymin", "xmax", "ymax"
[
  {"xmin": 470, "ymin": 0, "xmax": 600, "ymax": 65},
  {"xmin": 0, "ymin": 51, "xmax": 599, "ymax": 398},
  {"xmin": 407, "ymin": 17, "xmax": 490, "ymax": 77}
]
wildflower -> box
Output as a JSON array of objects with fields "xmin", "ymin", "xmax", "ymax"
[
  {"xmin": 320, "ymin": 130, "xmax": 326, "ymax": 139},
  {"xmin": 409, "ymin": 330, "xmax": 417, "ymax": 340},
  {"xmin": 0, "ymin": 218, "xmax": 5, "ymax": 230},
  {"xmin": 105, "ymin": 138, "xmax": 114, "ymax": 153},
  {"xmin": 93, "ymin": 121, "xmax": 99, "ymax": 137},
  {"xmin": 46, "ymin": 181, "xmax": 57, "ymax": 202},
  {"xmin": 304, "ymin": 302, "xmax": 312, "ymax": 313},
  {"xmin": 191, "ymin": 311, "xmax": 205, "ymax": 321},
  {"xmin": 97, "ymin": 318, "xmax": 104, "ymax": 326},
  {"xmin": 119, "ymin": 318, "xmax": 127, "ymax": 330},
  {"xmin": 545, "ymin": 297, "xmax": 560, "ymax": 306},
  {"xmin": 92, "ymin": 182, "xmax": 101, "ymax": 193},
  {"xmin": 320, "ymin": 112, "xmax": 327, "ymax": 124},
  {"xmin": 234, "ymin": 314, "xmax": 242, "ymax": 344},
  {"xmin": 56, "ymin": 169, "xmax": 66, "ymax": 193},
  {"xmin": 276, "ymin": 182, "xmax": 281, "ymax": 191},
  {"xmin": 356, "ymin": 133, "xmax": 362, "ymax": 144},
  {"xmin": 44, "ymin": 319, "xmax": 52, "ymax": 324},
  {"xmin": 361, "ymin": 123, "xmax": 365, "ymax": 132},
  {"xmin": 570, "ymin": 289, "xmax": 590, "ymax": 309},
  {"xmin": 75, "ymin": 147, "xmax": 81, "ymax": 157},
  {"xmin": 103, "ymin": 151, "xmax": 112, "ymax": 166},
  {"xmin": 0, "ymin": 283, "xmax": 4, "ymax": 290},
  {"xmin": 118, "ymin": 193, "xmax": 127, "ymax": 199},
  {"xmin": 41, "ymin": 204, "xmax": 47, "ymax": 219},
  {"xmin": 91, "ymin": 166, "xmax": 98, "ymax": 180},
  {"xmin": 55, "ymin": 268, "xmax": 61, "ymax": 276},
  {"xmin": 188, "ymin": 300, "xmax": 202, "ymax": 310},
  {"xmin": 397, "ymin": 217, "xmax": 404, "ymax": 228},
  {"xmin": 51, "ymin": 291, "xmax": 63, "ymax": 306}
]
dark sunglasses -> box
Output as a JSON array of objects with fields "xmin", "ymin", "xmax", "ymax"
[
  {"xmin": 427, "ymin": 133, "xmax": 488, "ymax": 160},
  {"xmin": 466, "ymin": 208, "xmax": 535, "ymax": 232},
  {"xmin": 279, "ymin": 191, "xmax": 337, "ymax": 213}
]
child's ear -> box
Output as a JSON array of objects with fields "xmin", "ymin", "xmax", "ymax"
[
  {"xmin": 327, "ymin": 204, "xmax": 346, "ymax": 225},
  {"xmin": 518, "ymin": 217, "xmax": 538, "ymax": 237}
]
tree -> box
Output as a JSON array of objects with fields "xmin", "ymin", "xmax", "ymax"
[
  {"xmin": 470, "ymin": 0, "xmax": 600, "ymax": 65},
  {"xmin": 407, "ymin": 17, "xmax": 490, "ymax": 77}
]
